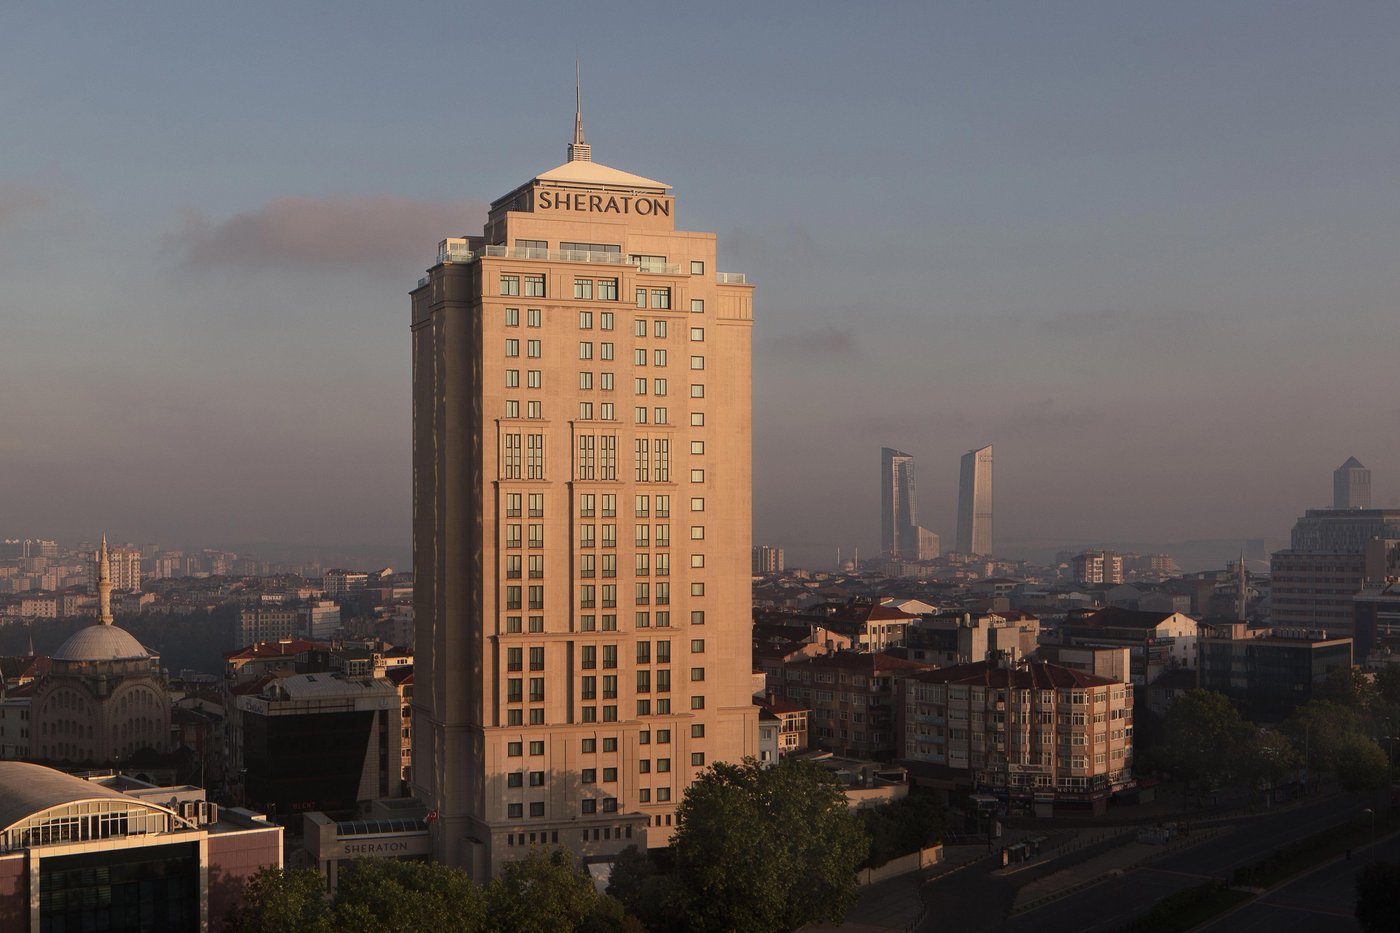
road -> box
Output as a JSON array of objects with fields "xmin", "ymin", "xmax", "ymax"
[{"xmin": 918, "ymin": 792, "xmax": 1371, "ymax": 933}]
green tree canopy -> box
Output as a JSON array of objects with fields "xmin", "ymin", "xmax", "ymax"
[
  {"xmin": 1161, "ymin": 690, "xmax": 1250, "ymax": 792},
  {"xmin": 484, "ymin": 848, "xmax": 621, "ymax": 933},
  {"xmin": 671, "ymin": 757, "xmax": 868, "ymax": 933},
  {"xmin": 223, "ymin": 866, "xmax": 330, "ymax": 933},
  {"xmin": 1333, "ymin": 733, "xmax": 1390, "ymax": 793},
  {"xmin": 333, "ymin": 858, "xmax": 485, "ymax": 932}
]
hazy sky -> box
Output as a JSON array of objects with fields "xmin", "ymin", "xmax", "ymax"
[{"xmin": 2, "ymin": 2, "xmax": 1397, "ymax": 568}]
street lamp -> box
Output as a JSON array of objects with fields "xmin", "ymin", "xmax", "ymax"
[{"xmin": 1362, "ymin": 807, "xmax": 1375, "ymax": 844}]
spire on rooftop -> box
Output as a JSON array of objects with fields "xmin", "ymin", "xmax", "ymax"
[
  {"xmin": 96, "ymin": 534, "xmax": 113, "ymax": 625},
  {"xmin": 568, "ymin": 61, "xmax": 591, "ymax": 163}
]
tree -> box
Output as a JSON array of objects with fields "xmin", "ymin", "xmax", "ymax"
[
  {"xmin": 484, "ymin": 848, "xmax": 621, "ymax": 933},
  {"xmin": 1238, "ymin": 729, "xmax": 1299, "ymax": 801},
  {"xmin": 332, "ymin": 858, "xmax": 484, "ymax": 932},
  {"xmin": 1316, "ymin": 665, "xmax": 1377, "ymax": 711},
  {"xmin": 671, "ymin": 757, "xmax": 868, "ymax": 933},
  {"xmin": 1355, "ymin": 860, "xmax": 1400, "ymax": 933},
  {"xmin": 1160, "ymin": 690, "xmax": 1250, "ymax": 796},
  {"xmin": 1333, "ymin": 733, "xmax": 1389, "ymax": 793},
  {"xmin": 223, "ymin": 866, "xmax": 330, "ymax": 933}
]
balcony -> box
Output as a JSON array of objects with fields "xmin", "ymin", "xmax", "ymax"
[{"xmin": 716, "ymin": 272, "xmax": 748, "ymax": 285}]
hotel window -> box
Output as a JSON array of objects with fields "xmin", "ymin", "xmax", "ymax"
[
  {"xmin": 527, "ymin": 400, "xmax": 541, "ymax": 419},
  {"xmin": 579, "ymin": 311, "xmax": 593, "ymax": 329},
  {"xmin": 635, "ymin": 439, "xmax": 650, "ymax": 481},
  {"xmin": 581, "ymin": 737, "xmax": 597, "ymax": 754},
  {"xmin": 655, "ymin": 524, "xmax": 671, "ymax": 547},
  {"xmin": 528, "ymin": 554, "xmax": 544, "ymax": 579},
  {"xmin": 602, "ymin": 584, "xmax": 617, "ymax": 607},
  {"xmin": 636, "ymin": 288, "xmax": 647, "ymax": 308},
  {"xmin": 600, "ymin": 311, "xmax": 614, "ymax": 329},
  {"xmin": 654, "ymin": 439, "xmax": 671, "ymax": 481},
  {"xmin": 602, "ymin": 495, "xmax": 616, "ymax": 517},
  {"xmin": 579, "ymin": 401, "xmax": 593, "ymax": 419},
  {"xmin": 654, "ymin": 407, "xmax": 667, "ymax": 424},
  {"xmin": 506, "ymin": 615, "xmax": 522, "ymax": 633},
  {"xmin": 581, "ymin": 645, "xmax": 596, "ymax": 669},
  {"xmin": 529, "ymin": 802, "xmax": 544, "ymax": 817},
  {"xmin": 505, "ymin": 555, "xmax": 521, "ymax": 579},
  {"xmin": 634, "ymin": 348, "xmax": 648, "ymax": 366},
  {"xmin": 600, "ymin": 435, "xmax": 617, "ymax": 478},
  {"xmin": 655, "ymin": 496, "xmax": 670, "ymax": 517},
  {"xmin": 656, "ymin": 670, "xmax": 671, "ymax": 694},
  {"xmin": 508, "ymin": 771, "xmax": 523, "ymax": 787},
  {"xmin": 581, "ymin": 799, "xmax": 596, "ymax": 815},
  {"xmin": 530, "ymin": 771, "xmax": 545, "ymax": 786},
  {"xmin": 527, "ymin": 339, "xmax": 541, "ymax": 358},
  {"xmin": 690, "ymin": 582, "xmax": 703, "ymax": 596},
  {"xmin": 580, "ymin": 342, "xmax": 594, "ymax": 360},
  {"xmin": 690, "ymin": 299, "xmax": 704, "ymax": 313},
  {"xmin": 580, "ymin": 555, "xmax": 595, "ymax": 579},
  {"xmin": 636, "ymin": 554, "xmax": 650, "ymax": 577},
  {"xmin": 691, "ymin": 753, "xmax": 705, "ymax": 766},
  {"xmin": 501, "ymin": 275, "xmax": 520, "ymax": 296},
  {"xmin": 580, "ymin": 614, "xmax": 596, "ymax": 631},
  {"xmin": 690, "ymin": 260, "xmax": 704, "ymax": 275},
  {"xmin": 690, "ymin": 497, "xmax": 704, "ymax": 512},
  {"xmin": 600, "ymin": 371, "xmax": 614, "ymax": 389},
  {"xmin": 507, "ymin": 678, "xmax": 523, "ymax": 702},
  {"xmin": 579, "ymin": 494, "xmax": 595, "ymax": 517},
  {"xmin": 575, "ymin": 279, "xmax": 594, "ymax": 299},
  {"xmin": 635, "ymin": 377, "xmax": 648, "ymax": 396},
  {"xmin": 603, "ymin": 675, "xmax": 618, "ymax": 699},
  {"xmin": 516, "ymin": 239, "xmax": 547, "ymax": 252},
  {"xmin": 602, "ymin": 613, "xmax": 617, "ymax": 630},
  {"xmin": 636, "ymin": 582, "xmax": 650, "ymax": 605},
  {"xmin": 690, "ymin": 355, "xmax": 704, "ymax": 370},
  {"xmin": 603, "ymin": 737, "xmax": 617, "ymax": 752},
  {"xmin": 506, "ymin": 369, "xmax": 520, "ymax": 387},
  {"xmin": 504, "ymin": 307, "xmax": 520, "ymax": 326},
  {"xmin": 601, "ymin": 343, "xmax": 614, "ymax": 361},
  {"xmin": 691, "ymin": 667, "xmax": 705, "ymax": 682},
  {"xmin": 603, "ymin": 645, "xmax": 617, "ymax": 668},
  {"xmin": 691, "ymin": 696, "xmax": 705, "ymax": 710},
  {"xmin": 601, "ymin": 524, "xmax": 617, "ymax": 547},
  {"xmin": 690, "ymin": 327, "xmax": 704, "ymax": 341},
  {"xmin": 505, "ymin": 338, "xmax": 520, "ymax": 357},
  {"xmin": 507, "ymin": 647, "xmax": 523, "ymax": 671},
  {"xmin": 691, "ymin": 469, "xmax": 704, "ymax": 483},
  {"xmin": 691, "ymin": 610, "xmax": 705, "ymax": 625},
  {"xmin": 508, "ymin": 741, "xmax": 523, "ymax": 757},
  {"xmin": 601, "ymin": 554, "xmax": 617, "ymax": 578},
  {"xmin": 657, "ymin": 554, "xmax": 671, "ymax": 576},
  {"xmin": 598, "ymin": 279, "xmax": 618, "ymax": 300},
  {"xmin": 505, "ymin": 493, "xmax": 522, "ymax": 517},
  {"xmin": 658, "ymin": 787, "xmax": 671, "ymax": 802},
  {"xmin": 635, "ymin": 524, "xmax": 650, "ymax": 547},
  {"xmin": 654, "ymin": 321, "xmax": 667, "ymax": 338},
  {"xmin": 635, "ymin": 495, "xmax": 650, "ymax": 517},
  {"xmin": 690, "ymin": 526, "xmax": 705, "ymax": 540},
  {"xmin": 691, "ymin": 639, "xmax": 704, "ymax": 654},
  {"xmin": 602, "ymin": 798, "xmax": 618, "ymax": 813},
  {"xmin": 690, "ymin": 412, "xmax": 704, "ymax": 426},
  {"xmin": 582, "ymin": 768, "xmax": 596, "ymax": 784},
  {"xmin": 600, "ymin": 402, "xmax": 615, "ymax": 421},
  {"xmin": 528, "ymin": 370, "xmax": 541, "ymax": 388},
  {"xmin": 690, "ymin": 441, "xmax": 704, "ymax": 457},
  {"xmin": 524, "ymin": 275, "xmax": 545, "ymax": 297},
  {"xmin": 635, "ymin": 319, "xmax": 648, "ymax": 337},
  {"xmin": 603, "ymin": 768, "xmax": 617, "ymax": 782},
  {"xmin": 528, "ymin": 585, "xmax": 544, "ymax": 609},
  {"xmin": 504, "ymin": 399, "xmax": 519, "ymax": 418},
  {"xmin": 653, "ymin": 378, "xmax": 667, "ymax": 396},
  {"xmin": 655, "ymin": 640, "xmax": 671, "ymax": 663},
  {"xmin": 527, "ymin": 308, "xmax": 541, "ymax": 327},
  {"xmin": 502, "ymin": 435, "xmax": 522, "ymax": 479},
  {"xmin": 657, "ymin": 758, "xmax": 671, "ymax": 773},
  {"xmin": 508, "ymin": 803, "xmax": 523, "ymax": 818},
  {"xmin": 654, "ymin": 349, "xmax": 668, "ymax": 366},
  {"xmin": 651, "ymin": 289, "xmax": 671, "ymax": 309},
  {"xmin": 580, "ymin": 585, "xmax": 596, "ymax": 608},
  {"xmin": 578, "ymin": 436, "xmax": 597, "ymax": 476},
  {"xmin": 527, "ymin": 434, "xmax": 544, "ymax": 478},
  {"xmin": 655, "ymin": 582, "xmax": 669, "ymax": 605},
  {"xmin": 604, "ymin": 705, "xmax": 618, "ymax": 722}
]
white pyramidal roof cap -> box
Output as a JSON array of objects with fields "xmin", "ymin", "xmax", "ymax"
[
  {"xmin": 534, "ymin": 159, "xmax": 669, "ymax": 192},
  {"xmin": 53, "ymin": 624, "xmax": 151, "ymax": 662}
]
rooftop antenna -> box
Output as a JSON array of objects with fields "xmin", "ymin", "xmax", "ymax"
[{"xmin": 568, "ymin": 60, "xmax": 591, "ymax": 162}]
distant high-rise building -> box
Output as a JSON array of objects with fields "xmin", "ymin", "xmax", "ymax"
[
  {"xmin": 1072, "ymin": 550, "xmax": 1124, "ymax": 585},
  {"xmin": 411, "ymin": 106, "xmax": 756, "ymax": 877},
  {"xmin": 880, "ymin": 448, "xmax": 937, "ymax": 560},
  {"xmin": 956, "ymin": 445, "xmax": 994, "ymax": 556},
  {"xmin": 752, "ymin": 545, "xmax": 784, "ymax": 575},
  {"xmin": 1333, "ymin": 456, "xmax": 1371, "ymax": 509},
  {"xmin": 881, "ymin": 448, "xmax": 917, "ymax": 559}
]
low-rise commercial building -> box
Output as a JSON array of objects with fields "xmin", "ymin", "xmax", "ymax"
[{"xmin": 1197, "ymin": 622, "xmax": 1352, "ymax": 720}]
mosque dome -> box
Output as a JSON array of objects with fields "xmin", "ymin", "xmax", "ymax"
[{"xmin": 52, "ymin": 624, "xmax": 150, "ymax": 662}]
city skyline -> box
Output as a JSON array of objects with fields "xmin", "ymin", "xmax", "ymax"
[{"xmin": 4, "ymin": 4, "xmax": 1400, "ymax": 570}]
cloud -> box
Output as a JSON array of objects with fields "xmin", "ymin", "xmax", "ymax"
[
  {"xmin": 0, "ymin": 183, "xmax": 52, "ymax": 224},
  {"xmin": 177, "ymin": 195, "xmax": 487, "ymax": 273},
  {"xmin": 762, "ymin": 323, "xmax": 859, "ymax": 357}
]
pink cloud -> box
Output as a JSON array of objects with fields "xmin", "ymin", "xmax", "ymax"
[{"xmin": 180, "ymin": 195, "xmax": 487, "ymax": 272}]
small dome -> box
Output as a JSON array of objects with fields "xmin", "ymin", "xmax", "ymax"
[{"xmin": 52, "ymin": 624, "xmax": 150, "ymax": 662}]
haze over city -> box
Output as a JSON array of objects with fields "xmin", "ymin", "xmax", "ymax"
[{"xmin": 3, "ymin": 2, "xmax": 1398, "ymax": 569}]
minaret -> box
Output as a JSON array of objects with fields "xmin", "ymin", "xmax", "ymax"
[
  {"xmin": 1236, "ymin": 549, "xmax": 1248, "ymax": 621},
  {"xmin": 97, "ymin": 533, "xmax": 114, "ymax": 625},
  {"xmin": 567, "ymin": 61, "xmax": 591, "ymax": 162}
]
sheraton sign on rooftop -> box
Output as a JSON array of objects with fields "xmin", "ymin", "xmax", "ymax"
[{"xmin": 536, "ymin": 188, "xmax": 672, "ymax": 217}]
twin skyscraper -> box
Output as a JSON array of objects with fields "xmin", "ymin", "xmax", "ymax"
[{"xmin": 880, "ymin": 445, "xmax": 993, "ymax": 560}]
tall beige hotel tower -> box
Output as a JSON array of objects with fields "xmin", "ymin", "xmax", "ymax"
[{"xmin": 410, "ymin": 102, "xmax": 757, "ymax": 878}]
